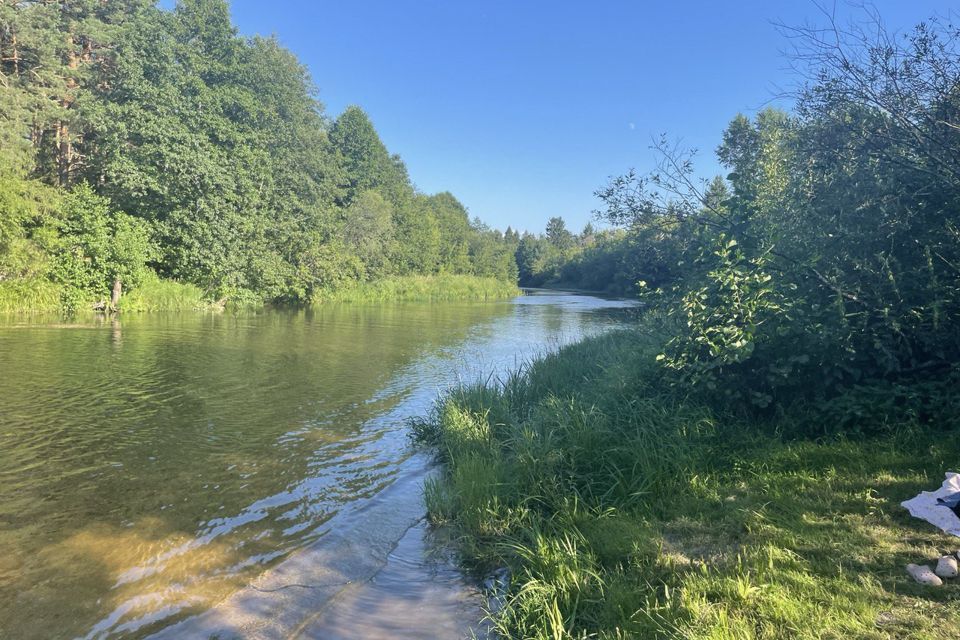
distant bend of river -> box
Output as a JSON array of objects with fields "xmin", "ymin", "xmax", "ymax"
[{"xmin": 0, "ymin": 291, "xmax": 636, "ymax": 639}]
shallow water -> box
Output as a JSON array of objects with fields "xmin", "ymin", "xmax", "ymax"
[{"xmin": 0, "ymin": 292, "xmax": 635, "ymax": 639}]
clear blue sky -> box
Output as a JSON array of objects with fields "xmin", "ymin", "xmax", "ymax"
[{"xmin": 167, "ymin": 1, "xmax": 954, "ymax": 233}]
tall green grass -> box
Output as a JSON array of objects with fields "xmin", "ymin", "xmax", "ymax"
[
  {"xmin": 0, "ymin": 273, "xmax": 211, "ymax": 314},
  {"xmin": 2, "ymin": 273, "xmax": 518, "ymax": 313},
  {"xmin": 312, "ymin": 274, "xmax": 520, "ymax": 304},
  {"xmin": 115, "ymin": 273, "xmax": 209, "ymax": 312},
  {"xmin": 0, "ymin": 278, "xmax": 65, "ymax": 313},
  {"xmin": 417, "ymin": 329, "xmax": 960, "ymax": 639}
]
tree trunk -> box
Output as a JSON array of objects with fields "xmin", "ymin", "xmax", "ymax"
[
  {"xmin": 58, "ymin": 32, "xmax": 80, "ymax": 186},
  {"xmin": 7, "ymin": 32, "xmax": 20, "ymax": 77},
  {"xmin": 57, "ymin": 120, "xmax": 72, "ymax": 185},
  {"xmin": 110, "ymin": 278, "xmax": 122, "ymax": 310}
]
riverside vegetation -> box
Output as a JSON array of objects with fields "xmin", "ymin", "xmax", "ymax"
[
  {"xmin": 416, "ymin": 12, "xmax": 960, "ymax": 640},
  {"xmin": 0, "ymin": 0, "xmax": 518, "ymax": 313},
  {"xmin": 6, "ymin": 2, "xmax": 960, "ymax": 638}
]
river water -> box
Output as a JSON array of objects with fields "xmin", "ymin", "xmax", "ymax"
[{"xmin": 0, "ymin": 291, "xmax": 635, "ymax": 639}]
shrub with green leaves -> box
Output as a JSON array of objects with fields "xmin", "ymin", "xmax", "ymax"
[
  {"xmin": 52, "ymin": 185, "xmax": 155, "ymax": 310},
  {"xmin": 591, "ymin": 15, "xmax": 960, "ymax": 415},
  {"xmin": 655, "ymin": 236, "xmax": 789, "ymax": 407}
]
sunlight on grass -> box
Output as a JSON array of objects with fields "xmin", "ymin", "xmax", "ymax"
[
  {"xmin": 118, "ymin": 273, "xmax": 210, "ymax": 312},
  {"xmin": 0, "ymin": 278, "xmax": 64, "ymax": 313},
  {"xmin": 312, "ymin": 274, "xmax": 520, "ymax": 304},
  {"xmin": 418, "ymin": 330, "xmax": 960, "ymax": 639}
]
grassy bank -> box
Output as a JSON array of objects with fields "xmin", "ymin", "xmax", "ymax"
[
  {"xmin": 416, "ymin": 329, "xmax": 960, "ymax": 639},
  {"xmin": 0, "ymin": 273, "xmax": 211, "ymax": 314},
  {"xmin": 1, "ymin": 274, "xmax": 519, "ymax": 314},
  {"xmin": 312, "ymin": 274, "xmax": 520, "ymax": 304},
  {"xmin": 115, "ymin": 274, "xmax": 210, "ymax": 312},
  {"xmin": 0, "ymin": 278, "xmax": 63, "ymax": 313}
]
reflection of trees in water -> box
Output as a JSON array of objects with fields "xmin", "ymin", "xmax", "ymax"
[
  {"xmin": 0, "ymin": 304, "xmax": 512, "ymax": 639},
  {"xmin": 0, "ymin": 299, "xmax": 623, "ymax": 638}
]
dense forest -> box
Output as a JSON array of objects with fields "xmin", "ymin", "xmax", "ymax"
[
  {"xmin": 0, "ymin": 0, "xmax": 518, "ymax": 312},
  {"xmin": 420, "ymin": 11, "xmax": 960, "ymax": 640},
  {"xmin": 513, "ymin": 218, "xmax": 646, "ymax": 294}
]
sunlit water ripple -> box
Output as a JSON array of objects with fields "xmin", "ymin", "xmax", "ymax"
[{"xmin": 0, "ymin": 292, "xmax": 636, "ymax": 639}]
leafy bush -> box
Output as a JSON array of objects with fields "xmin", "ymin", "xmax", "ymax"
[
  {"xmin": 589, "ymin": 17, "xmax": 960, "ymax": 417},
  {"xmin": 655, "ymin": 236, "xmax": 789, "ymax": 407},
  {"xmin": 52, "ymin": 184, "xmax": 155, "ymax": 310}
]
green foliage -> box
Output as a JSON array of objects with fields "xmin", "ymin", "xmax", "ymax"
[
  {"xmin": 807, "ymin": 371, "xmax": 960, "ymax": 436},
  {"xmin": 116, "ymin": 272, "xmax": 208, "ymax": 312},
  {"xmin": 0, "ymin": 0, "xmax": 517, "ymax": 312},
  {"xmin": 312, "ymin": 274, "xmax": 519, "ymax": 304},
  {"xmin": 0, "ymin": 278, "xmax": 63, "ymax": 314},
  {"xmin": 655, "ymin": 236, "xmax": 788, "ymax": 407},
  {"xmin": 339, "ymin": 190, "xmax": 396, "ymax": 279},
  {"xmin": 295, "ymin": 240, "xmax": 366, "ymax": 294},
  {"xmin": 545, "ymin": 216, "xmax": 574, "ymax": 251},
  {"xmin": 419, "ymin": 330, "xmax": 960, "ymax": 639},
  {"xmin": 514, "ymin": 218, "xmax": 583, "ymax": 289},
  {"xmin": 467, "ymin": 219, "xmax": 520, "ymax": 282},
  {"xmin": 0, "ymin": 164, "xmax": 61, "ymax": 284},
  {"xmin": 330, "ymin": 106, "xmax": 411, "ymax": 206},
  {"xmin": 517, "ymin": 217, "xmax": 693, "ymax": 295},
  {"xmin": 53, "ymin": 184, "xmax": 154, "ymax": 307},
  {"xmin": 581, "ymin": 17, "xmax": 960, "ymax": 411}
]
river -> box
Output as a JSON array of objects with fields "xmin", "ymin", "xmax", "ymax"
[{"xmin": 0, "ymin": 291, "xmax": 635, "ymax": 639}]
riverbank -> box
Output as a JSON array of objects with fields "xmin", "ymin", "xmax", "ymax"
[
  {"xmin": 0, "ymin": 273, "xmax": 212, "ymax": 314},
  {"xmin": 0, "ymin": 274, "xmax": 520, "ymax": 313},
  {"xmin": 311, "ymin": 275, "xmax": 520, "ymax": 303},
  {"xmin": 521, "ymin": 284, "xmax": 625, "ymax": 298},
  {"xmin": 416, "ymin": 329, "xmax": 960, "ymax": 639}
]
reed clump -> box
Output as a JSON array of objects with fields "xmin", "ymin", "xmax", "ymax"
[{"xmin": 312, "ymin": 274, "xmax": 520, "ymax": 304}]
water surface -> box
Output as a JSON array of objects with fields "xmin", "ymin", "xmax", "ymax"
[{"xmin": 0, "ymin": 292, "xmax": 635, "ymax": 639}]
